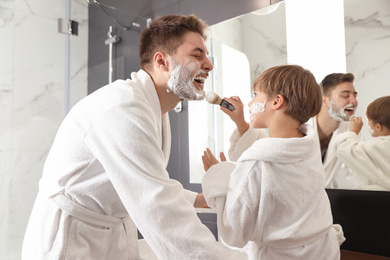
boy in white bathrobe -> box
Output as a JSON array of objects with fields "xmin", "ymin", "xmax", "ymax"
[
  {"xmin": 221, "ymin": 73, "xmax": 360, "ymax": 189},
  {"xmin": 332, "ymin": 96, "xmax": 390, "ymax": 190},
  {"xmin": 22, "ymin": 15, "xmax": 234, "ymax": 260},
  {"xmin": 201, "ymin": 65, "xmax": 345, "ymax": 259}
]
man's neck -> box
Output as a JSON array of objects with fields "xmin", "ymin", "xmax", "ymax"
[
  {"xmin": 317, "ymin": 108, "xmax": 340, "ymax": 139},
  {"xmin": 147, "ymin": 69, "xmax": 181, "ymax": 115}
]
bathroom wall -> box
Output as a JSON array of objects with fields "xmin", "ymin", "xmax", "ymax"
[
  {"xmin": 0, "ymin": 0, "xmax": 88, "ymax": 258},
  {"xmin": 344, "ymin": 0, "xmax": 390, "ymax": 129}
]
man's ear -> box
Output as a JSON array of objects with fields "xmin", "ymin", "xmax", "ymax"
[
  {"xmin": 154, "ymin": 52, "xmax": 169, "ymax": 71},
  {"xmin": 322, "ymin": 95, "xmax": 330, "ymax": 108},
  {"xmin": 272, "ymin": 94, "xmax": 285, "ymax": 110}
]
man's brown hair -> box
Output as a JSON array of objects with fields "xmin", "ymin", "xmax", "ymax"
[
  {"xmin": 320, "ymin": 73, "xmax": 354, "ymax": 97},
  {"xmin": 254, "ymin": 64, "xmax": 323, "ymax": 124},
  {"xmin": 366, "ymin": 96, "xmax": 390, "ymax": 129},
  {"xmin": 139, "ymin": 14, "xmax": 209, "ymax": 70}
]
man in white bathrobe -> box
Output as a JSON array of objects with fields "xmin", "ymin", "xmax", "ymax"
[
  {"xmin": 22, "ymin": 14, "xmax": 232, "ymax": 260},
  {"xmin": 221, "ymin": 72, "xmax": 360, "ymax": 189}
]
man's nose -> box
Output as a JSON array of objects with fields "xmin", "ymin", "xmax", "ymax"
[
  {"xmin": 203, "ymin": 56, "xmax": 214, "ymax": 72},
  {"xmin": 350, "ymin": 95, "xmax": 358, "ymax": 106}
]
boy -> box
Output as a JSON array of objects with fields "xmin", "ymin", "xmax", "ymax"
[
  {"xmin": 332, "ymin": 96, "xmax": 390, "ymax": 190},
  {"xmin": 201, "ymin": 65, "xmax": 345, "ymax": 259}
]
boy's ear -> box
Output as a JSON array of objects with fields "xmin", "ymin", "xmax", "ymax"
[
  {"xmin": 272, "ymin": 94, "xmax": 285, "ymax": 110},
  {"xmin": 154, "ymin": 52, "xmax": 169, "ymax": 71},
  {"xmin": 377, "ymin": 122, "xmax": 383, "ymax": 132}
]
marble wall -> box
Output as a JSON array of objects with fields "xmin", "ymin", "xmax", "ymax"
[
  {"xmin": 0, "ymin": 0, "xmax": 88, "ymax": 258},
  {"xmin": 344, "ymin": 0, "xmax": 390, "ymax": 133}
]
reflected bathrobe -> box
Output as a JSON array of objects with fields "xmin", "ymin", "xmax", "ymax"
[
  {"xmin": 332, "ymin": 132, "xmax": 390, "ymax": 190},
  {"xmin": 22, "ymin": 70, "xmax": 229, "ymax": 260},
  {"xmin": 202, "ymin": 124, "xmax": 345, "ymax": 259}
]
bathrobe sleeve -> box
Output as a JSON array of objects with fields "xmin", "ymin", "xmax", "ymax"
[
  {"xmin": 202, "ymin": 160, "xmax": 258, "ymax": 248},
  {"xmin": 332, "ymin": 132, "xmax": 390, "ymax": 190},
  {"xmin": 228, "ymin": 127, "xmax": 268, "ymax": 162},
  {"xmin": 84, "ymin": 100, "xmax": 229, "ymax": 259}
]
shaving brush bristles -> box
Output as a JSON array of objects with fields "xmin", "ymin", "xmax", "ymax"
[
  {"xmin": 205, "ymin": 91, "xmax": 235, "ymax": 111},
  {"xmin": 206, "ymin": 91, "xmax": 222, "ymax": 105}
]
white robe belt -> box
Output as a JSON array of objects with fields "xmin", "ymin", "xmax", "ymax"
[{"xmin": 52, "ymin": 193, "xmax": 140, "ymax": 259}]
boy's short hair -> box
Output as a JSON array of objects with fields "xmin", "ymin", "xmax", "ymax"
[
  {"xmin": 366, "ymin": 96, "xmax": 390, "ymax": 129},
  {"xmin": 320, "ymin": 73, "xmax": 354, "ymax": 97},
  {"xmin": 254, "ymin": 64, "xmax": 322, "ymax": 124},
  {"xmin": 139, "ymin": 14, "xmax": 209, "ymax": 70}
]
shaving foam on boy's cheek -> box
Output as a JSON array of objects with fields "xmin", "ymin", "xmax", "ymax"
[
  {"xmin": 367, "ymin": 124, "xmax": 375, "ymax": 135},
  {"xmin": 249, "ymin": 100, "xmax": 267, "ymax": 120}
]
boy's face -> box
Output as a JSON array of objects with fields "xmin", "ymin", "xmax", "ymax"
[
  {"xmin": 167, "ymin": 31, "xmax": 213, "ymax": 100},
  {"xmin": 325, "ymin": 82, "xmax": 358, "ymax": 121},
  {"xmin": 368, "ymin": 119, "xmax": 380, "ymax": 137},
  {"xmin": 248, "ymin": 89, "xmax": 269, "ymax": 128}
]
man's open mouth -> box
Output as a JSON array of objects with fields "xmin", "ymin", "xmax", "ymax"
[{"xmin": 194, "ymin": 76, "xmax": 206, "ymax": 84}]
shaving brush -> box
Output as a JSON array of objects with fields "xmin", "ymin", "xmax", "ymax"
[{"xmin": 205, "ymin": 91, "xmax": 235, "ymax": 111}]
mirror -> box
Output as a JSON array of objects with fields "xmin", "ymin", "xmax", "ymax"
[{"xmin": 189, "ymin": 0, "xmax": 390, "ymax": 191}]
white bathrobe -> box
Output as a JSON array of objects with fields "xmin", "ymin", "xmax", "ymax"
[
  {"xmin": 22, "ymin": 70, "xmax": 230, "ymax": 260},
  {"xmin": 202, "ymin": 124, "xmax": 345, "ymax": 260},
  {"xmin": 228, "ymin": 118, "xmax": 359, "ymax": 188},
  {"xmin": 332, "ymin": 132, "xmax": 390, "ymax": 190}
]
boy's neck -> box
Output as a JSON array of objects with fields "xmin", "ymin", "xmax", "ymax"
[{"xmin": 268, "ymin": 113, "xmax": 304, "ymax": 138}]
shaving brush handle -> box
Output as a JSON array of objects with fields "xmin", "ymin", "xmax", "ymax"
[{"xmin": 220, "ymin": 99, "xmax": 235, "ymax": 111}]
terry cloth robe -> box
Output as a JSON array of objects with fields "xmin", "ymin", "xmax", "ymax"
[
  {"xmin": 22, "ymin": 69, "xmax": 230, "ymax": 260},
  {"xmin": 228, "ymin": 126, "xmax": 268, "ymax": 162},
  {"xmin": 313, "ymin": 119, "xmax": 363, "ymax": 189},
  {"xmin": 202, "ymin": 124, "xmax": 345, "ymax": 260},
  {"xmin": 228, "ymin": 118, "xmax": 361, "ymax": 188},
  {"xmin": 331, "ymin": 132, "xmax": 390, "ymax": 191}
]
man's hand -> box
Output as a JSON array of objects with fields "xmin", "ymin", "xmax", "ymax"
[{"xmin": 193, "ymin": 193, "xmax": 209, "ymax": 208}]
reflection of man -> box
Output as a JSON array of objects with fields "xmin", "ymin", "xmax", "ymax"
[
  {"xmin": 22, "ymin": 14, "xmax": 231, "ymax": 259},
  {"xmin": 315, "ymin": 73, "xmax": 359, "ymax": 188},
  {"xmin": 217, "ymin": 73, "xmax": 359, "ymax": 189}
]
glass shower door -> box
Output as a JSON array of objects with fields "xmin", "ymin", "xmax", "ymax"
[{"xmin": 0, "ymin": 0, "xmax": 88, "ymax": 259}]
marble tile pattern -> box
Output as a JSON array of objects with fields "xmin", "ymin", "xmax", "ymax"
[
  {"xmin": 0, "ymin": 0, "xmax": 88, "ymax": 258},
  {"xmin": 344, "ymin": 0, "xmax": 390, "ymax": 132}
]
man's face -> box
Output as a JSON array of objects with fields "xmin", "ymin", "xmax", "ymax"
[
  {"xmin": 167, "ymin": 31, "xmax": 213, "ymax": 100},
  {"xmin": 326, "ymin": 82, "xmax": 358, "ymax": 121}
]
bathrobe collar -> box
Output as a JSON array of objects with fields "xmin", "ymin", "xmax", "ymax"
[
  {"xmin": 238, "ymin": 124, "xmax": 319, "ymax": 164},
  {"xmin": 130, "ymin": 69, "xmax": 171, "ymax": 164}
]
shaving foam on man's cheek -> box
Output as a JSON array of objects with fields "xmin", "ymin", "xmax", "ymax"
[
  {"xmin": 327, "ymin": 101, "xmax": 354, "ymax": 121},
  {"xmin": 167, "ymin": 58, "xmax": 205, "ymax": 100}
]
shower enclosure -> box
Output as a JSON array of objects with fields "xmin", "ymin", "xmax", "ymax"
[
  {"xmin": 0, "ymin": 0, "xmax": 149, "ymax": 257},
  {"xmin": 0, "ymin": 1, "xmax": 87, "ymax": 259}
]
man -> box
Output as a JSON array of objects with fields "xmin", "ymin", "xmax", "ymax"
[
  {"xmin": 218, "ymin": 73, "xmax": 359, "ymax": 189},
  {"xmin": 22, "ymin": 14, "xmax": 231, "ymax": 259},
  {"xmin": 315, "ymin": 73, "xmax": 359, "ymax": 188}
]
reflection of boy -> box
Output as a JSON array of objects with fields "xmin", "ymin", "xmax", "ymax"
[
  {"xmin": 201, "ymin": 65, "xmax": 345, "ymax": 259},
  {"xmin": 332, "ymin": 96, "xmax": 390, "ymax": 190}
]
